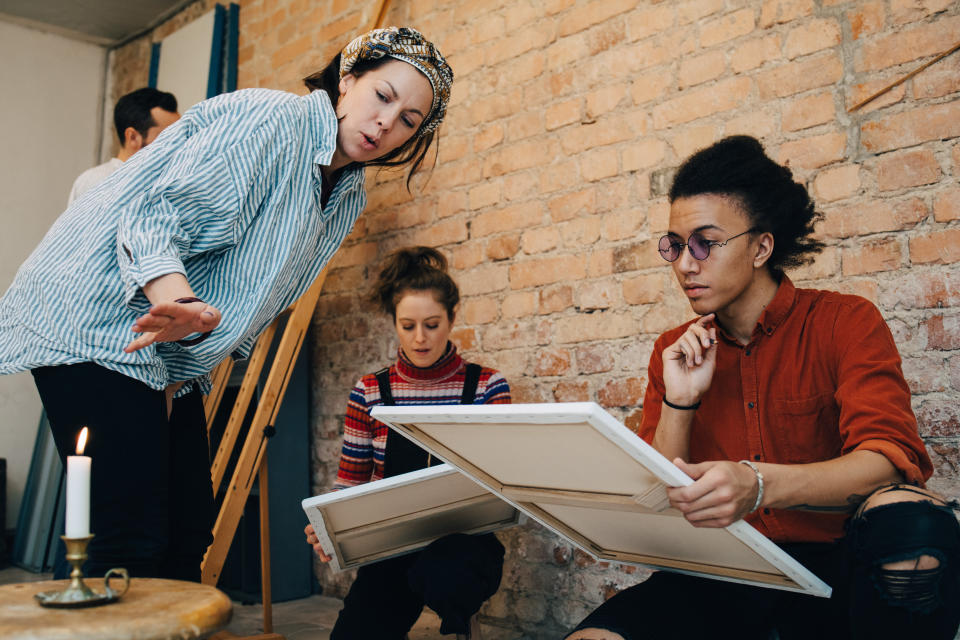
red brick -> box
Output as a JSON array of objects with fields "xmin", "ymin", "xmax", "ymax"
[
  {"xmin": 670, "ymin": 125, "xmax": 719, "ymax": 161},
  {"xmin": 901, "ymin": 354, "xmax": 949, "ymax": 394},
  {"xmin": 450, "ymin": 242, "xmax": 485, "ymax": 271},
  {"xmin": 622, "ymin": 139, "xmax": 667, "ymax": 173},
  {"xmin": 461, "ymin": 296, "xmax": 500, "ymax": 325},
  {"xmin": 630, "ymin": 68, "xmax": 674, "ymax": 105},
  {"xmin": 539, "ymin": 284, "xmax": 574, "ymax": 314},
  {"xmin": 855, "ymin": 15, "xmax": 960, "ymax": 72},
  {"xmin": 782, "ymin": 92, "xmax": 835, "ymax": 132},
  {"xmin": 915, "ymin": 399, "xmax": 960, "ymax": 438},
  {"xmin": 730, "ymin": 35, "xmax": 782, "ymax": 73},
  {"xmin": 586, "ymin": 85, "xmax": 628, "ymax": 119},
  {"xmin": 505, "ymin": 2, "xmax": 540, "ymax": 31},
  {"xmin": 598, "ymin": 377, "xmax": 646, "ymax": 408},
  {"xmin": 602, "ymin": 210, "xmax": 644, "ymax": 242},
  {"xmin": 507, "ymin": 111, "xmax": 543, "ymax": 142},
  {"xmin": 501, "ymin": 291, "xmax": 538, "ymax": 319},
  {"xmin": 822, "ymin": 198, "xmax": 927, "ymax": 238},
  {"xmin": 472, "ymin": 202, "xmax": 544, "ymax": 238},
  {"xmin": 826, "ymin": 279, "xmax": 880, "ymax": 306},
  {"xmin": 624, "ymin": 409, "xmax": 644, "ymax": 434},
  {"xmin": 649, "ymin": 200, "xmax": 672, "ymax": 233},
  {"xmin": 623, "ymin": 273, "xmax": 669, "ymax": 305},
  {"xmin": 522, "ymin": 226, "xmax": 560, "ymax": 254},
  {"xmin": 503, "ymin": 172, "xmax": 539, "ymax": 202},
  {"xmin": 561, "ymin": 117, "xmax": 635, "ymax": 154},
  {"xmin": 437, "ymin": 191, "xmax": 466, "ymax": 219},
  {"xmin": 613, "ymin": 239, "xmax": 663, "ymax": 272},
  {"xmin": 575, "ymin": 344, "xmax": 616, "ymax": 374},
  {"xmin": 757, "ymin": 52, "xmax": 843, "ymax": 99},
  {"xmin": 910, "ymin": 228, "xmax": 960, "ymax": 265},
  {"xmin": 330, "ymin": 241, "xmax": 378, "ymax": 268},
  {"xmin": 484, "ymin": 138, "xmax": 559, "ymax": 177},
  {"xmin": 789, "ymin": 246, "xmax": 839, "ymax": 281},
  {"xmin": 678, "ymin": 50, "xmax": 726, "ymax": 89},
  {"xmin": 539, "ymin": 159, "xmax": 580, "ymax": 194},
  {"xmin": 471, "ymin": 12, "xmax": 504, "ymax": 44},
  {"xmin": 876, "ymin": 149, "xmax": 942, "ymax": 191},
  {"xmin": 469, "ymin": 181, "xmax": 501, "ymax": 210},
  {"xmin": 759, "ymin": 0, "xmax": 814, "ymax": 28},
  {"xmin": 785, "ymin": 19, "xmax": 841, "ymax": 59},
  {"xmin": 925, "ymin": 314, "xmax": 960, "ymax": 350},
  {"xmin": 457, "ymin": 263, "xmax": 509, "ymax": 296},
  {"xmin": 913, "ymin": 55, "xmax": 960, "ymax": 99},
  {"xmin": 627, "ymin": 4, "xmax": 675, "ymax": 41},
  {"xmin": 587, "ymin": 248, "xmax": 615, "ymax": 277},
  {"xmin": 474, "ymin": 125, "xmax": 504, "ymax": 153},
  {"xmin": 723, "ymin": 110, "xmax": 777, "ymax": 139},
  {"xmin": 554, "ymin": 312, "xmax": 637, "ymax": 343},
  {"xmin": 652, "ymin": 77, "xmax": 752, "ymax": 128},
  {"xmin": 509, "ymin": 254, "xmax": 586, "ymax": 289},
  {"xmin": 486, "ymin": 235, "xmax": 520, "ymax": 261},
  {"xmin": 861, "ymin": 103, "xmax": 960, "ymax": 153},
  {"xmin": 889, "ymin": 0, "xmax": 956, "ymax": 25},
  {"xmin": 546, "ymin": 99, "xmax": 582, "ymax": 131},
  {"xmin": 560, "ymin": 217, "xmax": 602, "ymax": 247},
  {"xmin": 581, "ymin": 147, "xmax": 620, "ymax": 182},
  {"xmin": 778, "ymin": 132, "xmax": 846, "ymax": 169},
  {"xmin": 553, "ymin": 380, "xmax": 590, "ymax": 402},
  {"xmin": 576, "ymin": 281, "xmax": 618, "ymax": 311},
  {"xmin": 558, "ymin": 0, "xmax": 637, "ymax": 36},
  {"xmin": 892, "ymin": 272, "xmax": 960, "ymax": 310},
  {"xmin": 549, "ymin": 188, "xmax": 597, "ymax": 222},
  {"xmin": 812, "ymin": 164, "xmax": 861, "ymax": 202},
  {"xmin": 847, "ymin": 2, "xmax": 885, "ymax": 39},
  {"xmin": 439, "ymin": 134, "xmax": 470, "ymax": 164},
  {"xmin": 934, "ymin": 188, "xmax": 960, "ymax": 222},
  {"xmin": 845, "ymin": 78, "xmax": 906, "ymax": 114},
  {"xmin": 485, "ymin": 23, "xmax": 553, "ymax": 66},
  {"xmin": 677, "ymin": 0, "xmax": 724, "ymax": 25},
  {"xmin": 532, "ymin": 348, "xmax": 572, "ymax": 377},
  {"xmin": 700, "ymin": 9, "xmax": 755, "ymax": 47},
  {"xmin": 841, "ymin": 238, "xmax": 903, "ymax": 275}
]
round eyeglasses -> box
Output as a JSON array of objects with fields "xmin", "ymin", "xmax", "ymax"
[{"xmin": 658, "ymin": 228, "xmax": 757, "ymax": 262}]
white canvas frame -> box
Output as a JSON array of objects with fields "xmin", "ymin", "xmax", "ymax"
[
  {"xmin": 370, "ymin": 402, "xmax": 832, "ymax": 597},
  {"xmin": 302, "ymin": 464, "xmax": 523, "ymax": 573}
]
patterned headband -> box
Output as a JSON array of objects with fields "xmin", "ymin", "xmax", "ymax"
[{"xmin": 339, "ymin": 26, "xmax": 453, "ymax": 136}]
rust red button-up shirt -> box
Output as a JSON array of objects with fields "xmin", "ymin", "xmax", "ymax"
[{"xmin": 639, "ymin": 276, "xmax": 933, "ymax": 543}]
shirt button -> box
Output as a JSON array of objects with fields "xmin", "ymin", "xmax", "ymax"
[
  {"xmin": 745, "ymin": 349, "xmax": 751, "ymax": 356},
  {"xmin": 763, "ymin": 508, "xmax": 771, "ymax": 515},
  {"xmin": 753, "ymin": 454, "xmax": 760, "ymax": 461},
  {"xmin": 766, "ymin": 328, "xmax": 773, "ymax": 335},
  {"xmin": 748, "ymin": 402, "xmax": 755, "ymax": 409}
]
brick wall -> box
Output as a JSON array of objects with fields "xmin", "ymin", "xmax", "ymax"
[{"xmin": 111, "ymin": 1, "xmax": 960, "ymax": 637}]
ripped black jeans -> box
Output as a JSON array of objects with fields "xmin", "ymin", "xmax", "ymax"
[{"xmin": 570, "ymin": 494, "xmax": 960, "ymax": 640}]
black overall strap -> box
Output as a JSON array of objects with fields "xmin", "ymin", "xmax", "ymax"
[
  {"xmin": 460, "ymin": 363, "xmax": 482, "ymax": 404},
  {"xmin": 374, "ymin": 368, "xmax": 394, "ymax": 406},
  {"xmin": 379, "ymin": 367, "xmax": 432, "ymax": 478}
]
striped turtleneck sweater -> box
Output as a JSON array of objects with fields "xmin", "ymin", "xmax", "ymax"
[{"xmin": 334, "ymin": 343, "xmax": 511, "ymax": 488}]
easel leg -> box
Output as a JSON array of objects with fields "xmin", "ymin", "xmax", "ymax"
[{"xmin": 259, "ymin": 459, "xmax": 273, "ymax": 634}]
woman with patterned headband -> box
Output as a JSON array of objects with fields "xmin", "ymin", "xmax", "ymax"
[{"xmin": 0, "ymin": 27, "xmax": 453, "ymax": 582}]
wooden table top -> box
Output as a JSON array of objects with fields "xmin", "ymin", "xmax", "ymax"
[{"xmin": 0, "ymin": 577, "xmax": 232, "ymax": 640}]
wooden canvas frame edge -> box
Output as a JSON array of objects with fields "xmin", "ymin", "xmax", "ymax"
[
  {"xmin": 370, "ymin": 403, "xmax": 832, "ymax": 598},
  {"xmin": 301, "ymin": 464, "xmax": 525, "ymax": 574}
]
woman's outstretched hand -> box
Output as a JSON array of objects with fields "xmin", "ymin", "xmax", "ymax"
[
  {"xmin": 124, "ymin": 299, "xmax": 221, "ymax": 353},
  {"xmin": 304, "ymin": 523, "xmax": 332, "ymax": 562}
]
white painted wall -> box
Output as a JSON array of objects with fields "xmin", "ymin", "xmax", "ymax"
[{"xmin": 0, "ymin": 19, "xmax": 106, "ymax": 529}]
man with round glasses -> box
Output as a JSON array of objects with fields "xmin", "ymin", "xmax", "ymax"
[{"xmin": 567, "ymin": 136, "xmax": 959, "ymax": 640}]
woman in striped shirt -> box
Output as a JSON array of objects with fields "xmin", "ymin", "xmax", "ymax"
[
  {"xmin": 0, "ymin": 28, "xmax": 452, "ymax": 582},
  {"xmin": 305, "ymin": 247, "xmax": 510, "ymax": 639}
]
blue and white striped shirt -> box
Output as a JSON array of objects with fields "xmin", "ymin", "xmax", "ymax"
[{"xmin": 0, "ymin": 88, "xmax": 366, "ymax": 391}]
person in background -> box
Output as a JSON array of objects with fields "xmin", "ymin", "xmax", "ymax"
[
  {"xmin": 567, "ymin": 136, "xmax": 959, "ymax": 640},
  {"xmin": 68, "ymin": 87, "xmax": 179, "ymax": 204},
  {"xmin": 305, "ymin": 246, "xmax": 510, "ymax": 640},
  {"xmin": 0, "ymin": 26, "xmax": 452, "ymax": 582}
]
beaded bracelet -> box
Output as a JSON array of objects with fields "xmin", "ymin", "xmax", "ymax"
[
  {"xmin": 174, "ymin": 297, "xmax": 213, "ymax": 346},
  {"xmin": 738, "ymin": 460, "xmax": 765, "ymax": 513}
]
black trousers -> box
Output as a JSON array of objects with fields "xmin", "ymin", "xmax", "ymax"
[
  {"xmin": 330, "ymin": 532, "xmax": 505, "ymax": 639},
  {"xmin": 572, "ymin": 501, "xmax": 960, "ymax": 640},
  {"xmin": 33, "ymin": 363, "xmax": 215, "ymax": 581}
]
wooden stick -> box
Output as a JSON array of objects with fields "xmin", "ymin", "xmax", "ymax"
[
  {"xmin": 259, "ymin": 459, "xmax": 273, "ymax": 634},
  {"xmin": 372, "ymin": 0, "xmax": 393, "ymax": 29},
  {"xmin": 848, "ymin": 40, "xmax": 960, "ymax": 113}
]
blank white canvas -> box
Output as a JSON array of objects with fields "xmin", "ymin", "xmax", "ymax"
[{"xmin": 155, "ymin": 9, "xmax": 216, "ymax": 112}]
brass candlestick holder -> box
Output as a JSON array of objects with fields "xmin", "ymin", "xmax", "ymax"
[{"xmin": 35, "ymin": 534, "xmax": 130, "ymax": 608}]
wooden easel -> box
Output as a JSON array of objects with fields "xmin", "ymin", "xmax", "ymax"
[{"xmin": 201, "ymin": 4, "xmax": 393, "ymax": 639}]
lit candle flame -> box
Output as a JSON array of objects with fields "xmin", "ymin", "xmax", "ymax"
[{"xmin": 76, "ymin": 427, "xmax": 88, "ymax": 455}]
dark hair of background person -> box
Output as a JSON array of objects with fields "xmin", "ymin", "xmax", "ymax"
[
  {"xmin": 304, "ymin": 54, "xmax": 437, "ymax": 191},
  {"xmin": 113, "ymin": 87, "xmax": 178, "ymax": 144},
  {"xmin": 668, "ymin": 135, "xmax": 825, "ymax": 274},
  {"xmin": 370, "ymin": 246, "xmax": 459, "ymax": 320}
]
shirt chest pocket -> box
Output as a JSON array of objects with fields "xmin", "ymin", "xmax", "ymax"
[{"xmin": 769, "ymin": 392, "xmax": 842, "ymax": 463}]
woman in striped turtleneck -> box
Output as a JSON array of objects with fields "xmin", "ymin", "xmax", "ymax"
[{"xmin": 305, "ymin": 246, "xmax": 510, "ymax": 639}]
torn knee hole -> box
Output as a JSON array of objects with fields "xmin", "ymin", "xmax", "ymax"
[{"xmin": 873, "ymin": 556, "xmax": 945, "ymax": 614}]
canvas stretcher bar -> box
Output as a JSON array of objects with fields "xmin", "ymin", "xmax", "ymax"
[{"xmin": 370, "ymin": 402, "xmax": 832, "ymax": 598}]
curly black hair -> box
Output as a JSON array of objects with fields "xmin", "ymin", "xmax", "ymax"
[
  {"xmin": 669, "ymin": 135, "xmax": 824, "ymax": 273},
  {"xmin": 370, "ymin": 246, "xmax": 459, "ymax": 320}
]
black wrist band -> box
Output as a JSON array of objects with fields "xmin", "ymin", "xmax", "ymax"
[
  {"xmin": 663, "ymin": 397, "xmax": 701, "ymax": 411},
  {"xmin": 174, "ymin": 297, "xmax": 212, "ymax": 346}
]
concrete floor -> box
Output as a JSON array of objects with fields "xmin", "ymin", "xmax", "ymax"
[{"xmin": 0, "ymin": 565, "xmax": 444, "ymax": 639}]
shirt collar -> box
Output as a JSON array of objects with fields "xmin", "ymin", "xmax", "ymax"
[
  {"xmin": 756, "ymin": 274, "xmax": 796, "ymax": 337},
  {"xmin": 304, "ymin": 89, "xmax": 338, "ymax": 166},
  {"xmin": 395, "ymin": 342, "xmax": 463, "ymax": 383}
]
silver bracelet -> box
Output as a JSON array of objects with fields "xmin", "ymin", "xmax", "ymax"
[{"xmin": 738, "ymin": 460, "xmax": 764, "ymax": 513}]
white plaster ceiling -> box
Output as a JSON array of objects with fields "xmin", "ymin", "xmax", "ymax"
[{"xmin": 0, "ymin": 0, "xmax": 194, "ymax": 46}]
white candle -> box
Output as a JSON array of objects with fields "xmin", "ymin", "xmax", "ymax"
[{"xmin": 65, "ymin": 427, "xmax": 91, "ymax": 538}]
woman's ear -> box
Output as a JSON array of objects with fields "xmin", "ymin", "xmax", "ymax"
[
  {"xmin": 338, "ymin": 73, "xmax": 356, "ymax": 97},
  {"xmin": 753, "ymin": 232, "xmax": 775, "ymax": 268}
]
